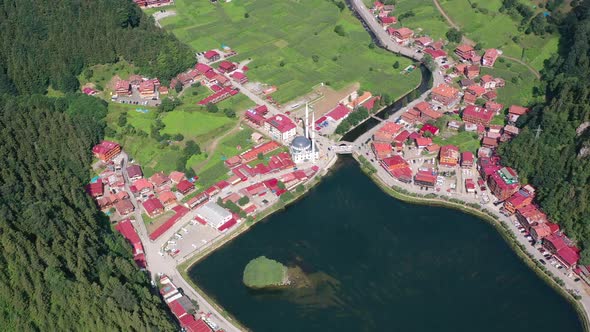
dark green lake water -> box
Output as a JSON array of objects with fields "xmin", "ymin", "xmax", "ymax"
[{"xmin": 189, "ymin": 157, "xmax": 582, "ymax": 332}]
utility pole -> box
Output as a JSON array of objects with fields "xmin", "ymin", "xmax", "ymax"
[{"xmin": 534, "ymin": 125, "xmax": 542, "ymax": 139}]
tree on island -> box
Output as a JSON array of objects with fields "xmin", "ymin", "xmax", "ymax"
[{"xmin": 243, "ymin": 256, "xmax": 287, "ymax": 288}]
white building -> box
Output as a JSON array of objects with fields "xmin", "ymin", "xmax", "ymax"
[
  {"xmin": 195, "ymin": 202, "xmax": 232, "ymax": 229},
  {"xmin": 264, "ymin": 114, "xmax": 297, "ymax": 143},
  {"xmin": 290, "ymin": 104, "xmax": 319, "ymax": 164}
]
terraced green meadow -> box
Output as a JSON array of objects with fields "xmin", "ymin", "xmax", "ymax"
[{"xmin": 159, "ymin": 0, "xmax": 421, "ymax": 103}]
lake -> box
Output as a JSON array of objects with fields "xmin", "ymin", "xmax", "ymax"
[{"xmin": 189, "ymin": 157, "xmax": 582, "ymax": 332}]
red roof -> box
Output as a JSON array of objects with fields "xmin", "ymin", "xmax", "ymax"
[
  {"xmin": 195, "ymin": 63, "xmax": 213, "ymax": 74},
  {"xmin": 462, "ymin": 105, "xmax": 494, "ymax": 123},
  {"xmin": 85, "ymin": 179, "xmax": 104, "ymax": 197},
  {"xmin": 456, "ymin": 44, "xmax": 474, "ymax": 53},
  {"xmin": 461, "ymin": 151, "xmax": 474, "ymax": 164},
  {"xmin": 420, "ymin": 124, "xmax": 439, "ymax": 135},
  {"xmin": 266, "ymin": 114, "xmax": 296, "ymax": 133},
  {"xmin": 159, "ymin": 190, "xmax": 177, "ymax": 204},
  {"xmin": 432, "ymin": 84, "xmax": 459, "ymax": 98},
  {"xmin": 557, "ymin": 246, "xmax": 580, "ymax": 267},
  {"xmin": 219, "ymin": 61, "xmax": 236, "ymax": 71},
  {"xmin": 184, "ymin": 318, "xmax": 212, "ymax": 332},
  {"xmin": 509, "ymin": 105, "xmax": 529, "ymax": 115},
  {"xmin": 177, "ymin": 179, "xmax": 194, "ymax": 193},
  {"xmin": 467, "ymin": 85, "xmax": 486, "ymax": 96},
  {"xmin": 168, "ymin": 300, "xmax": 187, "ymax": 319},
  {"xmin": 230, "ymin": 71, "xmax": 247, "ymax": 81},
  {"xmin": 92, "ymin": 140, "xmax": 120, "ymax": 156},
  {"xmin": 423, "ymin": 48, "xmax": 447, "ymax": 59},
  {"xmin": 204, "ymin": 50, "xmax": 220, "ymax": 60},
  {"xmin": 133, "ymin": 178, "xmax": 153, "ymax": 192},
  {"xmin": 394, "ymin": 130, "xmax": 410, "ymax": 143},
  {"xmin": 218, "ymin": 218, "xmax": 237, "ymax": 232},
  {"xmin": 415, "ymin": 137, "xmax": 432, "ymax": 147},
  {"xmin": 415, "ymin": 170, "xmax": 437, "ymax": 184},
  {"xmin": 326, "ymin": 104, "xmax": 351, "ymax": 121},
  {"xmin": 114, "ymin": 219, "xmax": 142, "ymax": 252},
  {"xmin": 149, "ymin": 205, "xmax": 189, "ymax": 240},
  {"xmin": 379, "ymin": 16, "xmax": 397, "ymax": 24},
  {"xmin": 143, "ymin": 197, "xmax": 164, "ymax": 215}
]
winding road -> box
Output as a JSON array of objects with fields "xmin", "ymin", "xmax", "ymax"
[{"xmin": 431, "ymin": 0, "xmax": 541, "ymax": 79}]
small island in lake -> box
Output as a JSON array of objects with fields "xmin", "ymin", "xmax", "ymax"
[{"xmin": 243, "ymin": 256, "xmax": 311, "ymax": 289}]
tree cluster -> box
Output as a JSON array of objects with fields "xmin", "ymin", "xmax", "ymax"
[
  {"xmin": 498, "ymin": 0, "xmax": 590, "ymax": 263},
  {"xmin": 0, "ymin": 95, "xmax": 175, "ymax": 330},
  {"xmin": 335, "ymin": 107, "xmax": 370, "ymax": 135},
  {"xmin": 0, "ymin": 0, "xmax": 194, "ymax": 95}
]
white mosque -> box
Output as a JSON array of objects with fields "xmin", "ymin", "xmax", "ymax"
[{"xmin": 290, "ymin": 103, "xmax": 319, "ymax": 164}]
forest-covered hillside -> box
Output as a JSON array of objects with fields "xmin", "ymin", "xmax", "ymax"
[
  {"xmin": 0, "ymin": 0, "xmax": 195, "ymax": 329},
  {"xmin": 0, "ymin": 0, "xmax": 194, "ymax": 95},
  {"xmin": 499, "ymin": 0, "xmax": 590, "ymax": 262}
]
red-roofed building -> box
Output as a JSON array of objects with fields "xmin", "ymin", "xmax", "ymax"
[
  {"xmin": 482, "ymin": 49, "xmax": 499, "ymax": 67},
  {"xmin": 230, "ymin": 71, "xmax": 248, "ymax": 84},
  {"xmin": 374, "ymin": 122, "xmax": 403, "ymax": 142},
  {"xmin": 372, "ymin": 142, "xmax": 393, "ymax": 159},
  {"xmin": 530, "ymin": 223, "xmax": 552, "ymax": 242},
  {"xmin": 379, "ymin": 16, "xmax": 397, "ymax": 27},
  {"xmin": 420, "ymin": 124, "xmax": 439, "ymax": 136},
  {"xmin": 487, "ymin": 167, "xmax": 520, "ymax": 201},
  {"xmin": 455, "ymin": 44, "xmax": 475, "ymax": 61},
  {"xmin": 115, "ymin": 80, "xmax": 131, "ymax": 96},
  {"xmin": 168, "ymin": 300, "xmax": 187, "ymax": 319},
  {"xmin": 139, "ymin": 80, "xmax": 156, "ymax": 98},
  {"xmin": 466, "ymin": 85, "xmax": 486, "ymax": 97},
  {"xmin": 114, "ymin": 219, "xmax": 144, "ymax": 267},
  {"xmin": 115, "ymin": 199, "xmax": 135, "ymax": 215},
  {"xmin": 414, "ymin": 170, "xmax": 437, "ymax": 187},
  {"xmin": 464, "ymin": 65, "xmax": 480, "ymax": 79},
  {"xmin": 150, "ymin": 172, "xmax": 170, "ymax": 188},
  {"xmin": 204, "ymin": 50, "xmax": 220, "ymax": 62},
  {"xmin": 127, "ymin": 165, "xmax": 143, "ymax": 180},
  {"xmin": 245, "ymin": 106, "xmax": 268, "ymax": 126},
  {"xmin": 414, "ymin": 36, "xmax": 433, "ymax": 48},
  {"xmin": 176, "ymin": 180, "xmax": 195, "ymax": 195},
  {"xmin": 264, "ymin": 114, "xmax": 297, "ymax": 143},
  {"xmin": 543, "ymin": 234, "xmax": 580, "ymax": 268},
  {"xmin": 183, "ymin": 317, "xmax": 212, "ymax": 332},
  {"xmin": 187, "ymin": 192, "xmax": 209, "ymax": 209},
  {"xmin": 462, "ymin": 105, "xmax": 494, "ymax": 126},
  {"xmin": 461, "ymin": 151, "xmax": 474, "ymax": 168},
  {"xmin": 393, "ymin": 130, "xmax": 410, "ymax": 144},
  {"xmin": 159, "ymin": 190, "xmax": 177, "ymax": 206},
  {"xmin": 485, "ymin": 101, "xmax": 504, "ymax": 114},
  {"xmin": 504, "ymin": 186, "xmax": 535, "ymax": 215},
  {"xmin": 439, "ymin": 145, "xmax": 459, "ymax": 167},
  {"xmin": 481, "ymin": 136, "xmax": 498, "ymax": 149},
  {"xmin": 86, "ymin": 179, "xmax": 104, "ymax": 198},
  {"xmin": 480, "ymin": 75, "xmax": 497, "ymax": 90},
  {"xmin": 195, "ymin": 63, "xmax": 213, "ymax": 75},
  {"xmin": 465, "ymin": 178, "xmax": 476, "ymax": 193},
  {"xmin": 149, "ymin": 205, "xmax": 189, "ymax": 240},
  {"xmin": 92, "ymin": 141, "xmax": 121, "ymax": 162},
  {"xmin": 507, "ymin": 105, "xmax": 529, "ymax": 123},
  {"xmin": 197, "ymin": 86, "xmax": 237, "ymax": 105},
  {"xmin": 389, "ymin": 27, "xmax": 414, "ymax": 45},
  {"xmin": 240, "ymin": 141, "xmax": 281, "ymax": 163},
  {"xmin": 430, "ymin": 84, "xmax": 461, "ymax": 107},
  {"xmin": 143, "ymin": 197, "xmax": 164, "ymax": 217},
  {"xmin": 133, "ymin": 178, "xmax": 153, "ymax": 194},
  {"xmin": 414, "ymin": 101, "xmax": 442, "ymax": 122},
  {"xmin": 424, "ymin": 48, "xmax": 448, "ymax": 60},
  {"xmin": 415, "ymin": 136, "xmax": 432, "ymax": 148},
  {"xmin": 169, "ymin": 171, "xmax": 186, "ymax": 184},
  {"xmin": 483, "ymin": 90, "xmax": 497, "ymax": 101},
  {"xmin": 218, "ymin": 61, "xmax": 237, "ymax": 73},
  {"xmin": 381, "ymin": 156, "xmax": 412, "ymax": 182},
  {"xmin": 326, "ymin": 104, "xmax": 352, "ymax": 122}
]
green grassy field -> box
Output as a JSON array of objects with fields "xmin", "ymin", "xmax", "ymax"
[
  {"xmin": 79, "ymin": 60, "xmax": 136, "ymax": 94},
  {"xmin": 433, "ymin": 130, "xmax": 481, "ymax": 153},
  {"xmin": 394, "ymin": 0, "xmax": 451, "ymax": 41},
  {"xmin": 159, "ymin": 0, "xmax": 421, "ymax": 103},
  {"xmin": 480, "ymin": 58, "xmax": 542, "ymax": 106},
  {"xmin": 193, "ymin": 127, "xmax": 256, "ymax": 188},
  {"xmin": 436, "ymin": 0, "xmax": 558, "ymax": 71}
]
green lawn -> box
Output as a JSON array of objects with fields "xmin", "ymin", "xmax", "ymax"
[
  {"xmin": 436, "ymin": 0, "xmax": 558, "ymax": 71},
  {"xmin": 433, "ymin": 131, "xmax": 481, "ymax": 153},
  {"xmin": 394, "ymin": 0, "xmax": 451, "ymax": 41},
  {"xmin": 193, "ymin": 127, "xmax": 256, "ymax": 188},
  {"xmin": 159, "ymin": 0, "xmax": 421, "ymax": 103},
  {"xmin": 480, "ymin": 58, "xmax": 542, "ymax": 106},
  {"xmin": 160, "ymin": 110, "xmax": 235, "ymax": 138}
]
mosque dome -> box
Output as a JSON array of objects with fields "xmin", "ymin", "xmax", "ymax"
[{"xmin": 290, "ymin": 135, "xmax": 312, "ymax": 151}]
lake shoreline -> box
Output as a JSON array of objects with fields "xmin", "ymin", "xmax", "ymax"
[{"xmin": 360, "ymin": 166, "xmax": 590, "ymax": 332}]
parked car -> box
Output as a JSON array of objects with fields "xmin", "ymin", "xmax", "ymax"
[{"xmin": 539, "ymin": 259, "xmax": 546, "ymax": 265}]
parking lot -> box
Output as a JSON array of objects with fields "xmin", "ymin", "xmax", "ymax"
[
  {"xmin": 161, "ymin": 219, "xmax": 224, "ymax": 259},
  {"xmin": 113, "ymin": 87, "xmax": 161, "ymax": 107}
]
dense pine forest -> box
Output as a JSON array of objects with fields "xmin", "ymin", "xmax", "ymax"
[
  {"xmin": 0, "ymin": 0, "xmax": 195, "ymax": 94},
  {"xmin": 0, "ymin": 0, "xmax": 195, "ymax": 329},
  {"xmin": 499, "ymin": 0, "xmax": 590, "ymax": 262}
]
